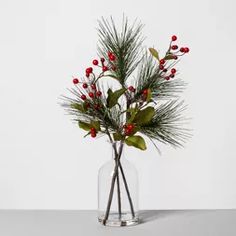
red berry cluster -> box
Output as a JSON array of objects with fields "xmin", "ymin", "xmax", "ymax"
[
  {"xmin": 91, "ymin": 51, "xmax": 116, "ymax": 73},
  {"xmin": 158, "ymin": 35, "xmax": 190, "ymax": 81},
  {"xmin": 80, "ymin": 83, "xmax": 102, "ymax": 101},
  {"xmin": 170, "ymin": 35, "xmax": 190, "ymax": 55},
  {"xmin": 90, "ymin": 127, "xmax": 97, "ymax": 138},
  {"xmin": 73, "ymin": 51, "xmax": 117, "ymax": 86},
  {"xmin": 108, "ymin": 51, "xmax": 116, "ymax": 61},
  {"xmin": 165, "ymin": 68, "xmax": 177, "ymax": 81},
  {"xmin": 123, "ymin": 123, "xmax": 135, "ymax": 136},
  {"xmin": 85, "ymin": 67, "xmax": 93, "ymax": 78}
]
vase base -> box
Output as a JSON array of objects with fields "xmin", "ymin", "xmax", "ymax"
[{"xmin": 98, "ymin": 212, "xmax": 139, "ymax": 227}]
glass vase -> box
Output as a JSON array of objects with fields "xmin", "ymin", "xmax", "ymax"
[{"xmin": 98, "ymin": 142, "xmax": 139, "ymax": 226}]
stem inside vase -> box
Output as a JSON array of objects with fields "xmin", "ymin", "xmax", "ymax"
[{"xmin": 101, "ymin": 141, "xmax": 136, "ymax": 226}]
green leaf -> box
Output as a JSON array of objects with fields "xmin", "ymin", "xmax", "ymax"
[
  {"xmin": 71, "ymin": 103, "xmax": 85, "ymax": 112},
  {"xmin": 127, "ymin": 107, "xmax": 138, "ymax": 123},
  {"xmin": 106, "ymin": 88, "xmax": 126, "ymax": 108},
  {"xmin": 91, "ymin": 120, "xmax": 101, "ymax": 131},
  {"xmin": 125, "ymin": 135, "xmax": 147, "ymax": 150},
  {"xmin": 149, "ymin": 48, "xmax": 159, "ymax": 61},
  {"xmin": 78, "ymin": 121, "xmax": 91, "ymax": 131},
  {"xmin": 133, "ymin": 106, "xmax": 155, "ymax": 125},
  {"xmin": 113, "ymin": 132, "xmax": 123, "ymax": 141},
  {"xmin": 164, "ymin": 54, "xmax": 175, "ymax": 60}
]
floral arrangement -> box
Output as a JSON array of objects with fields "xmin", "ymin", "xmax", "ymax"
[{"xmin": 61, "ymin": 17, "xmax": 190, "ymax": 225}]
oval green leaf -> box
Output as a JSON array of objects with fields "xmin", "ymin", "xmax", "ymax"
[
  {"xmin": 78, "ymin": 121, "xmax": 91, "ymax": 131},
  {"xmin": 149, "ymin": 48, "xmax": 159, "ymax": 61},
  {"xmin": 133, "ymin": 106, "xmax": 155, "ymax": 125},
  {"xmin": 125, "ymin": 135, "xmax": 147, "ymax": 150},
  {"xmin": 107, "ymin": 88, "xmax": 126, "ymax": 108}
]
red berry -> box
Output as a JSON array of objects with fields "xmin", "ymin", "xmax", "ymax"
[
  {"xmin": 171, "ymin": 45, "xmax": 178, "ymax": 50},
  {"xmin": 89, "ymin": 92, "xmax": 94, "ymax": 98},
  {"xmin": 109, "ymin": 54, "xmax": 116, "ymax": 61},
  {"xmin": 124, "ymin": 128, "xmax": 131, "ymax": 135},
  {"xmin": 180, "ymin": 47, "xmax": 185, "ymax": 53},
  {"xmin": 184, "ymin": 47, "xmax": 189, "ymax": 53},
  {"xmin": 102, "ymin": 66, "xmax": 108, "ymax": 72},
  {"xmin": 91, "ymin": 132, "xmax": 96, "ymax": 138},
  {"xmin": 172, "ymin": 35, "xmax": 177, "ymax": 41},
  {"xmin": 91, "ymin": 127, "xmax": 96, "ymax": 133},
  {"xmin": 94, "ymin": 104, "xmax": 100, "ymax": 110},
  {"xmin": 165, "ymin": 76, "xmax": 170, "ymax": 81},
  {"xmin": 127, "ymin": 123, "xmax": 134, "ymax": 130},
  {"xmin": 91, "ymin": 84, "xmax": 96, "ymax": 90},
  {"xmin": 86, "ymin": 73, "xmax": 90, "ymax": 78},
  {"xmin": 73, "ymin": 78, "xmax": 79, "ymax": 84},
  {"xmin": 82, "ymin": 83, "xmax": 88, "ymax": 89},
  {"xmin": 86, "ymin": 67, "xmax": 93, "ymax": 74},
  {"xmin": 81, "ymin": 94, "xmax": 86, "ymax": 100},
  {"xmin": 143, "ymin": 89, "xmax": 148, "ymax": 95},
  {"xmin": 93, "ymin": 59, "xmax": 98, "ymax": 65},
  {"xmin": 160, "ymin": 59, "xmax": 165, "ymax": 65},
  {"xmin": 100, "ymin": 58, "xmax": 105, "ymax": 63},
  {"xmin": 171, "ymin": 68, "xmax": 176, "ymax": 74},
  {"xmin": 163, "ymin": 69, "xmax": 167, "ymax": 73},
  {"xmin": 159, "ymin": 65, "xmax": 164, "ymax": 70},
  {"xmin": 96, "ymin": 91, "xmax": 102, "ymax": 97},
  {"xmin": 128, "ymin": 86, "xmax": 135, "ymax": 92}
]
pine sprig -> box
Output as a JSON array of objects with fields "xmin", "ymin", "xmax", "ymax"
[
  {"xmin": 133, "ymin": 55, "xmax": 186, "ymax": 102},
  {"xmin": 140, "ymin": 100, "xmax": 190, "ymax": 147},
  {"xmin": 97, "ymin": 17, "xmax": 144, "ymax": 85},
  {"xmin": 61, "ymin": 84, "xmax": 122, "ymax": 134}
]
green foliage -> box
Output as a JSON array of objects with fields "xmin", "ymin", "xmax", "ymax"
[
  {"xmin": 106, "ymin": 88, "xmax": 126, "ymax": 108},
  {"xmin": 61, "ymin": 17, "xmax": 190, "ymax": 152},
  {"xmin": 98, "ymin": 16, "xmax": 144, "ymax": 85},
  {"xmin": 140, "ymin": 100, "xmax": 190, "ymax": 147},
  {"xmin": 113, "ymin": 132, "xmax": 123, "ymax": 141},
  {"xmin": 164, "ymin": 53, "xmax": 175, "ymax": 60},
  {"xmin": 79, "ymin": 121, "xmax": 91, "ymax": 131},
  {"xmin": 133, "ymin": 107, "xmax": 155, "ymax": 125},
  {"xmin": 125, "ymin": 135, "xmax": 147, "ymax": 150},
  {"xmin": 71, "ymin": 103, "xmax": 86, "ymax": 113},
  {"xmin": 91, "ymin": 120, "xmax": 101, "ymax": 131},
  {"xmin": 149, "ymin": 48, "xmax": 159, "ymax": 61},
  {"xmin": 79, "ymin": 120, "xmax": 101, "ymax": 131}
]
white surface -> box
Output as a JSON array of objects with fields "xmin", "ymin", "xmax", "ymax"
[
  {"xmin": 0, "ymin": 0, "xmax": 236, "ymax": 209},
  {"xmin": 0, "ymin": 210, "xmax": 236, "ymax": 236}
]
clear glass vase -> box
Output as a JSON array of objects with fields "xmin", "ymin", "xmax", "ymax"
[{"xmin": 98, "ymin": 142, "xmax": 139, "ymax": 226}]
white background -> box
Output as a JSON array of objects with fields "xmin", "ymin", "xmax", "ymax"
[{"xmin": 0, "ymin": 0, "xmax": 236, "ymax": 210}]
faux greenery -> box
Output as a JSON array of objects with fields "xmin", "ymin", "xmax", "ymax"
[
  {"xmin": 61, "ymin": 17, "xmax": 190, "ymax": 225},
  {"xmin": 62, "ymin": 17, "xmax": 190, "ymax": 151}
]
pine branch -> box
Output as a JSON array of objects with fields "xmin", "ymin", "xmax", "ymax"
[
  {"xmin": 133, "ymin": 55, "xmax": 186, "ymax": 102},
  {"xmin": 140, "ymin": 100, "xmax": 191, "ymax": 147},
  {"xmin": 60, "ymin": 84, "xmax": 122, "ymax": 133},
  {"xmin": 97, "ymin": 16, "xmax": 144, "ymax": 85}
]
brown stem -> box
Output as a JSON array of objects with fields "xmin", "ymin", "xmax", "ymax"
[
  {"xmin": 116, "ymin": 167, "xmax": 122, "ymax": 219},
  {"xmin": 118, "ymin": 162, "xmax": 135, "ymax": 218},
  {"xmin": 102, "ymin": 142, "xmax": 124, "ymax": 225},
  {"xmin": 114, "ymin": 143, "xmax": 122, "ymax": 219}
]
